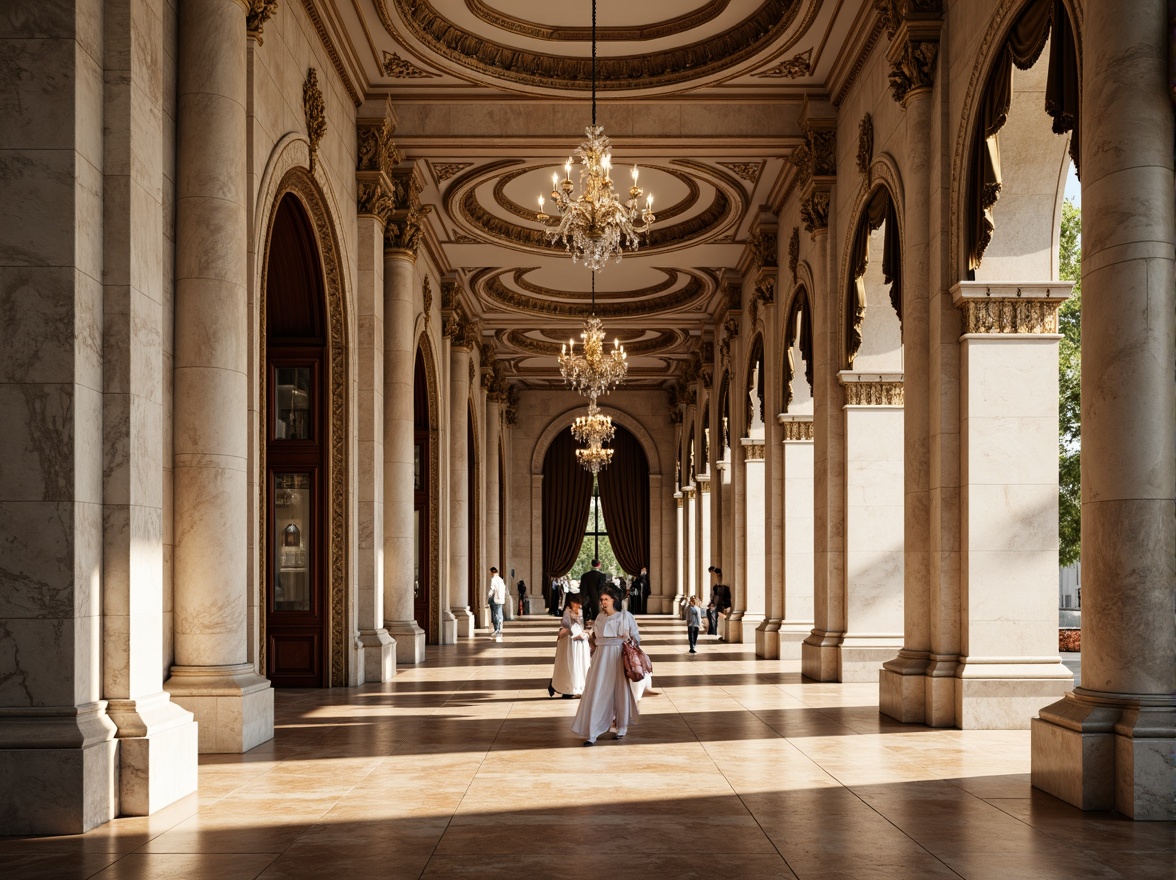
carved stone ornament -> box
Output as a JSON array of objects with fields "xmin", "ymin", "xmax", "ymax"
[
  {"xmin": 873, "ymin": 0, "xmax": 903, "ymax": 38},
  {"xmin": 246, "ymin": 0, "xmax": 279, "ymax": 43},
  {"xmin": 433, "ymin": 162, "xmax": 473, "ymax": 182},
  {"xmin": 440, "ymin": 278, "xmax": 458, "ymax": 311},
  {"xmin": 748, "ymin": 296, "xmax": 760, "ymax": 328},
  {"xmin": 383, "ymin": 51, "xmax": 438, "ymax": 78},
  {"xmin": 755, "ymin": 271, "xmax": 776, "ymax": 305},
  {"xmin": 751, "ymin": 229, "xmax": 778, "ymax": 270},
  {"xmin": 303, "ymin": 68, "xmax": 326, "ymax": 173},
  {"xmin": 357, "ymin": 117, "xmax": 402, "ymax": 176},
  {"xmin": 718, "ymin": 162, "xmax": 762, "ymax": 184},
  {"xmin": 857, "ymin": 113, "xmax": 874, "ymax": 178},
  {"xmin": 844, "ymin": 381, "xmax": 905, "ymax": 406},
  {"xmin": 356, "ymin": 182, "xmax": 393, "ymax": 220},
  {"xmin": 725, "ymin": 281, "xmax": 742, "ymax": 311},
  {"xmin": 888, "ymin": 39, "xmax": 939, "ymax": 104},
  {"xmin": 384, "ymin": 169, "xmax": 430, "ymax": 256},
  {"xmin": 782, "ymin": 419, "xmax": 814, "ymax": 441},
  {"xmin": 801, "ymin": 190, "xmax": 831, "ymax": 234},
  {"xmin": 744, "ymin": 442, "xmax": 765, "ymax": 461},
  {"xmin": 962, "ymin": 299, "xmax": 1060, "ymax": 334},
  {"xmin": 669, "ymin": 405, "xmax": 684, "ymax": 426},
  {"xmin": 754, "ymin": 47, "xmax": 812, "ymax": 79},
  {"xmin": 504, "ymin": 384, "xmax": 520, "ymax": 426},
  {"xmin": 790, "ymin": 124, "xmax": 836, "ymax": 188},
  {"xmin": 422, "ymin": 277, "xmax": 433, "ymax": 315},
  {"xmin": 788, "ymin": 227, "xmax": 800, "ymax": 280}
]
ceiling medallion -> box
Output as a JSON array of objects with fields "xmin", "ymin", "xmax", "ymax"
[{"xmin": 535, "ymin": 1, "xmax": 655, "ymax": 271}]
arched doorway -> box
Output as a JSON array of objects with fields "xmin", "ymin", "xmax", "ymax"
[
  {"xmin": 466, "ymin": 406, "xmax": 478, "ymax": 617},
  {"xmin": 264, "ymin": 193, "xmax": 329, "ymax": 687},
  {"xmin": 413, "ymin": 348, "xmax": 433, "ymax": 642}
]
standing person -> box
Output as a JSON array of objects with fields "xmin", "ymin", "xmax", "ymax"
[
  {"xmin": 488, "ymin": 566, "xmax": 506, "ymax": 641},
  {"xmin": 685, "ymin": 595, "xmax": 702, "ymax": 653},
  {"xmin": 631, "ymin": 566, "xmax": 650, "ymax": 615},
  {"xmin": 548, "ymin": 576, "xmax": 563, "ymax": 616},
  {"xmin": 578, "ymin": 558, "xmax": 607, "ymax": 625},
  {"xmin": 571, "ymin": 585, "xmax": 640, "ymax": 745},
  {"xmin": 547, "ymin": 595, "xmax": 589, "ymax": 698},
  {"xmin": 714, "ymin": 573, "xmax": 732, "ymax": 640},
  {"xmin": 706, "ymin": 566, "xmax": 722, "ymax": 635},
  {"xmin": 516, "ymin": 579, "xmax": 527, "ymax": 617}
]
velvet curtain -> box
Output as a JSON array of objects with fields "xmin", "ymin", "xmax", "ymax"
[
  {"xmin": 845, "ymin": 188, "xmax": 893, "ymax": 367},
  {"xmin": 782, "ymin": 288, "xmax": 814, "ymax": 412},
  {"xmin": 967, "ymin": 0, "xmax": 1078, "ymax": 273},
  {"xmin": 597, "ymin": 427, "xmax": 650, "ymax": 577},
  {"xmin": 541, "ymin": 429, "xmax": 594, "ymax": 584}
]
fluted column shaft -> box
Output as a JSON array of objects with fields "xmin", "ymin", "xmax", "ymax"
[
  {"xmin": 382, "ymin": 250, "xmax": 425, "ymax": 663},
  {"xmin": 1032, "ymin": 0, "xmax": 1175, "ymax": 819},
  {"xmin": 448, "ymin": 344, "xmax": 472, "ymax": 639}
]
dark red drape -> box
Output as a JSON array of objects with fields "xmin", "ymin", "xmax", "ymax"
[
  {"xmin": 597, "ymin": 427, "xmax": 649, "ymax": 577},
  {"xmin": 542, "ymin": 429, "xmax": 594, "ymax": 584}
]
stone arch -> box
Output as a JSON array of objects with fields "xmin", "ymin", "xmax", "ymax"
[
  {"xmin": 416, "ymin": 331, "xmax": 443, "ymax": 645},
  {"xmin": 255, "ymin": 158, "xmax": 352, "ymax": 686},
  {"xmin": 744, "ymin": 331, "xmax": 766, "ymax": 429},
  {"xmin": 531, "ymin": 405, "xmax": 662, "ymax": 476},
  {"xmin": 838, "ymin": 176, "xmax": 904, "ymax": 372},
  {"xmin": 950, "ymin": 0, "xmax": 1083, "ymax": 281}
]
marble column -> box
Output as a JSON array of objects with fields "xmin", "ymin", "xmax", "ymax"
[
  {"xmin": 102, "ymin": 0, "xmax": 198, "ymax": 812},
  {"xmin": 880, "ymin": 82, "xmax": 934, "ymax": 723},
  {"xmin": 737, "ymin": 438, "xmax": 766, "ymax": 646},
  {"xmin": 166, "ymin": 0, "xmax": 274, "ymax": 755},
  {"xmin": 383, "ymin": 250, "xmax": 426, "ymax": 663},
  {"xmin": 354, "ymin": 210, "xmax": 395, "ymax": 682},
  {"xmin": 447, "ymin": 340, "xmax": 474, "ymax": 640},
  {"xmin": 1032, "ymin": 0, "xmax": 1176, "ymax": 819},
  {"xmin": 717, "ymin": 445, "xmax": 734, "ymax": 622},
  {"xmin": 684, "ymin": 484, "xmax": 697, "ymax": 611},
  {"xmin": 778, "ymin": 416, "xmax": 815, "ymax": 660},
  {"xmin": 0, "ymin": 0, "xmax": 118, "ymax": 834},
  {"xmin": 803, "ymin": 222, "xmax": 846, "ymax": 681},
  {"xmin": 758, "ymin": 409, "xmax": 784, "ymax": 660},
  {"xmin": 483, "ymin": 393, "xmax": 502, "ymax": 630},
  {"xmin": 838, "ymin": 374, "xmax": 905, "ymax": 682},
  {"xmin": 697, "ymin": 475, "xmax": 712, "ymax": 608},
  {"xmin": 674, "ymin": 489, "xmax": 685, "ymax": 612}
]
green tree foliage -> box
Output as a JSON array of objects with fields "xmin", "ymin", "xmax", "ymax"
[{"xmin": 1057, "ymin": 198, "xmax": 1081, "ymax": 566}]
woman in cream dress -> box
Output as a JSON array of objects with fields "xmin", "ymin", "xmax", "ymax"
[
  {"xmin": 548, "ymin": 596, "xmax": 589, "ymax": 698},
  {"xmin": 571, "ymin": 585, "xmax": 642, "ymax": 745}
]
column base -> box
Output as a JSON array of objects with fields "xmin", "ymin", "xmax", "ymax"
[
  {"xmin": 357, "ymin": 628, "xmax": 396, "ymax": 682},
  {"xmin": 801, "ymin": 630, "xmax": 843, "ymax": 681},
  {"xmin": 386, "ymin": 620, "xmax": 426, "ymax": 665},
  {"xmin": 0, "ymin": 702, "xmax": 118, "ymax": 834},
  {"xmin": 440, "ymin": 610, "xmax": 458, "ymax": 645},
  {"xmin": 956, "ymin": 657, "xmax": 1074, "ymax": 729},
  {"xmin": 925, "ymin": 655, "xmax": 960, "ymax": 727},
  {"xmin": 106, "ymin": 692, "xmax": 198, "ymax": 816},
  {"xmin": 879, "ymin": 651, "xmax": 930, "ymax": 723},
  {"xmin": 778, "ymin": 622, "xmax": 813, "ymax": 660},
  {"xmin": 165, "ymin": 664, "xmax": 274, "ymax": 753},
  {"xmin": 755, "ymin": 618, "xmax": 781, "ymax": 659},
  {"xmin": 837, "ymin": 635, "xmax": 903, "ymax": 683},
  {"xmin": 1033, "ymin": 690, "xmax": 1176, "ymax": 819},
  {"xmin": 452, "ymin": 606, "xmax": 475, "ymax": 639}
]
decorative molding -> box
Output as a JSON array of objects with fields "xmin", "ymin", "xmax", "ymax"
[
  {"xmin": 877, "ymin": 2, "xmax": 944, "ymax": 104},
  {"xmin": 303, "ymin": 68, "xmax": 325, "ymax": 173},
  {"xmin": 719, "ymin": 162, "xmax": 763, "ymax": 184},
  {"xmin": 299, "ymin": 0, "xmax": 361, "ymax": 105},
  {"xmin": 246, "ymin": 0, "xmax": 278, "ymax": 43},
  {"xmin": 788, "ymin": 227, "xmax": 800, "ymax": 280},
  {"xmin": 497, "ymin": 328, "xmax": 681, "ymax": 358},
  {"xmin": 504, "ymin": 384, "xmax": 520, "ymax": 426},
  {"xmin": 801, "ymin": 190, "xmax": 830, "ymax": 233},
  {"xmin": 754, "ymin": 47, "xmax": 812, "ymax": 79},
  {"xmin": 857, "ymin": 113, "xmax": 874, "ymax": 179},
  {"xmin": 357, "ymin": 117, "xmax": 402, "ymax": 177},
  {"xmin": 432, "ymin": 162, "xmax": 473, "ymax": 182},
  {"xmin": 843, "ymin": 380, "xmax": 905, "ymax": 406},
  {"xmin": 465, "ymin": 0, "xmax": 731, "ymax": 42},
  {"xmin": 477, "ymin": 268, "xmax": 706, "ymax": 318},
  {"xmin": 780, "ymin": 418, "xmax": 814, "ymax": 441},
  {"xmin": 422, "ymin": 276, "xmax": 432, "ymax": 316},
  {"xmin": 887, "ymin": 38, "xmax": 940, "ymax": 104},
  {"xmin": 743, "ymin": 441, "xmax": 766, "ymax": 461},
  {"xmin": 383, "ymin": 167, "xmax": 430, "ymax": 256},
  {"xmin": 383, "ymin": 51, "xmax": 439, "ymax": 78},
  {"xmin": 833, "ymin": 17, "xmax": 885, "ymax": 106},
  {"xmin": 960, "ymin": 299, "xmax": 1061, "ymax": 334}
]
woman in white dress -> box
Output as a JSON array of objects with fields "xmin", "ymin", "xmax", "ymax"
[
  {"xmin": 548, "ymin": 596, "xmax": 589, "ymax": 698},
  {"xmin": 571, "ymin": 585, "xmax": 641, "ymax": 745}
]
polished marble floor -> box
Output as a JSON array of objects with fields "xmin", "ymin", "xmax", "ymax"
[{"xmin": 4, "ymin": 616, "xmax": 1174, "ymax": 879}]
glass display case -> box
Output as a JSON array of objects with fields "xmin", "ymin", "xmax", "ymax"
[
  {"xmin": 275, "ymin": 366, "xmax": 312, "ymax": 440},
  {"xmin": 273, "ymin": 472, "xmax": 312, "ymax": 612}
]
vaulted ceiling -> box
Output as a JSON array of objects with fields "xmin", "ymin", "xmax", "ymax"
[{"xmin": 317, "ymin": 0, "xmax": 879, "ymax": 388}]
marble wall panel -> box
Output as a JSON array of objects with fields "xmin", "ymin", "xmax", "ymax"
[
  {"xmin": 0, "ymin": 149, "xmax": 80, "ymax": 267},
  {"xmin": 0, "ymin": 613, "xmax": 102, "ymax": 706}
]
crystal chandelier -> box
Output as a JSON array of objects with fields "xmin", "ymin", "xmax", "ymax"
[
  {"xmin": 571, "ymin": 400, "xmax": 615, "ymax": 448},
  {"xmin": 535, "ymin": 0, "xmax": 655, "ymax": 271},
  {"xmin": 575, "ymin": 440, "xmax": 613, "ymax": 475},
  {"xmin": 558, "ymin": 273, "xmax": 628, "ymax": 399}
]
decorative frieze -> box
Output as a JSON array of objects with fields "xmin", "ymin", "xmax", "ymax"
[
  {"xmin": 303, "ymin": 68, "xmax": 325, "ymax": 172},
  {"xmin": 779, "ymin": 417, "xmax": 814, "ymax": 441},
  {"xmin": 246, "ymin": 0, "xmax": 279, "ymax": 43},
  {"xmin": 743, "ymin": 440, "xmax": 766, "ymax": 461},
  {"xmin": 950, "ymin": 281, "xmax": 1071, "ymax": 335},
  {"xmin": 842, "ymin": 378, "xmax": 905, "ymax": 406},
  {"xmin": 754, "ymin": 47, "xmax": 813, "ymax": 79}
]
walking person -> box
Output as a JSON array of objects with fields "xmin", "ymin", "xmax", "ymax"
[
  {"xmin": 548, "ymin": 595, "xmax": 589, "ymax": 698},
  {"xmin": 571, "ymin": 585, "xmax": 640, "ymax": 745},
  {"xmin": 578, "ymin": 558, "xmax": 607, "ymax": 625},
  {"xmin": 631, "ymin": 566, "xmax": 650, "ymax": 614},
  {"xmin": 488, "ymin": 566, "xmax": 506, "ymax": 641},
  {"xmin": 685, "ymin": 595, "xmax": 702, "ymax": 653}
]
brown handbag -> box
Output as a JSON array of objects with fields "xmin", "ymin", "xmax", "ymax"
[{"xmin": 621, "ymin": 638, "xmax": 652, "ymax": 682}]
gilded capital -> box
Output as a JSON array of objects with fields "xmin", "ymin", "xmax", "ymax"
[
  {"xmin": 843, "ymin": 380, "xmax": 905, "ymax": 406},
  {"xmin": 356, "ymin": 117, "xmax": 403, "ymax": 177}
]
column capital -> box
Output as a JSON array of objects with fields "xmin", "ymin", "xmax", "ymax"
[
  {"xmin": 876, "ymin": 1, "xmax": 943, "ymax": 105},
  {"xmin": 741, "ymin": 438, "xmax": 766, "ymax": 460},
  {"xmin": 244, "ymin": 0, "xmax": 271, "ymax": 42},
  {"xmin": 383, "ymin": 165, "xmax": 430, "ymax": 257},
  {"xmin": 950, "ymin": 281, "xmax": 1072, "ymax": 335}
]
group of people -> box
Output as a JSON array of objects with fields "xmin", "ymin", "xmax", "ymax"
[
  {"xmin": 546, "ymin": 561, "xmax": 654, "ymax": 746},
  {"xmin": 548, "ymin": 563, "xmax": 652, "ymax": 618}
]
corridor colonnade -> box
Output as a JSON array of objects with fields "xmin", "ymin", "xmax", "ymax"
[{"xmin": 0, "ymin": 0, "xmax": 1171, "ymax": 836}]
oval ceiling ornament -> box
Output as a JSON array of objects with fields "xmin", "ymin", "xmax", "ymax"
[
  {"xmin": 377, "ymin": 0, "xmax": 803, "ymax": 94},
  {"xmin": 475, "ymin": 267, "xmax": 711, "ymax": 318}
]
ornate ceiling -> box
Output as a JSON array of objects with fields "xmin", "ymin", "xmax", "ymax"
[{"xmin": 320, "ymin": 0, "xmax": 880, "ymax": 388}]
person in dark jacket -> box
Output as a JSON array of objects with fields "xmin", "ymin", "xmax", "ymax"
[
  {"xmin": 578, "ymin": 559, "xmax": 607, "ymax": 624},
  {"xmin": 630, "ymin": 566, "xmax": 650, "ymax": 614}
]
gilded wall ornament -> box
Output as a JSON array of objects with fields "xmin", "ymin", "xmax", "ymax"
[
  {"xmin": 504, "ymin": 385, "xmax": 520, "ymax": 426},
  {"xmin": 247, "ymin": 0, "xmax": 279, "ymax": 43},
  {"xmin": 782, "ymin": 419, "xmax": 814, "ymax": 441},
  {"xmin": 303, "ymin": 68, "xmax": 326, "ymax": 173},
  {"xmin": 440, "ymin": 278, "xmax": 457, "ymax": 311},
  {"xmin": 857, "ymin": 113, "xmax": 874, "ymax": 178},
  {"xmin": 719, "ymin": 162, "xmax": 763, "ymax": 184},
  {"xmin": 383, "ymin": 51, "xmax": 438, "ymax": 78},
  {"xmin": 962, "ymin": 299, "xmax": 1060, "ymax": 334},
  {"xmin": 754, "ymin": 47, "xmax": 812, "ymax": 79},
  {"xmin": 788, "ymin": 227, "xmax": 800, "ymax": 280},
  {"xmin": 356, "ymin": 117, "xmax": 402, "ymax": 176},
  {"xmin": 433, "ymin": 162, "xmax": 473, "ymax": 182},
  {"xmin": 888, "ymin": 39, "xmax": 939, "ymax": 104},
  {"xmin": 744, "ymin": 442, "xmax": 765, "ymax": 461},
  {"xmin": 844, "ymin": 381, "xmax": 905, "ymax": 406},
  {"xmin": 801, "ymin": 191, "xmax": 830, "ymax": 233},
  {"xmin": 422, "ymin": 276, "xmax": 432, "ymax": 316}
]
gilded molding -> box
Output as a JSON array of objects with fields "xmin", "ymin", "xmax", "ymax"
[
  {"xmin": 500, "ymin": 328, "xmax": 680, "ymax": 358},
  {"xmin": 833, "ymin": 17, "xmax": 885, "ymax": 107},
  {"xmin": 422, "ymin": 277, "xmax": 433, "ymax": 316},
  {"xmin": 383, "ymin": 51, "xmax": 438, "ymax": 78},
  {"xmin": 888, "ymin": 39, "xmax": 940, "ymax": 104},
  {"xmin": 432, "ymin": 162, "xmax": 473, "ymax": 182},
  {"xmin": 465, "ymin": 0, "xmax": 731, "ymax": 41},
  {"xmin": 381, "ymin": 0, "xmax": 802, "ymax": 92},
  {"xmin": 303, "ymin": 69, "xmax": 326, "ymax": 173},
  {"xmin": 788, "ymin": 227, "xmax": 800, "ymax": 280},
  {"xmin": 782, "ymin": 419, "xmax": 814, "ymax": 441},
  {"xmin": 246, "ymin": 0, "xmax": 278, "ymax": 43},
  {"xmin": 844, "ymin": 381, "xmax": 905, "ymax": 406},
  {"xmin": 299, "ymin": 0, "xmax": 360, "ymax": 105},
  {"xmin": 754, "ymin": 47, "xmax": 812, "ymax": 79},
  {"xmin": 961, "ymin": 299, "xmax": 1060, "ymax": 334},
  {"xmin": 504, "ymin": 384, "xmax": 520, "ymax": 426},
  {"xmin": 477, "ymin": 269, "xmax": 706, "ymax": 318},
  {"xmin": 801, "ymin": 190, "xmax": 830, "ymax": 233}
]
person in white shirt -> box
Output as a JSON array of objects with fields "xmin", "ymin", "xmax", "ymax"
[{"xmin": 488, "ymin": 566, "xmax": 507, "ymax": 640}]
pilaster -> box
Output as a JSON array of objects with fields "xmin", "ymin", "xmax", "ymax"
[{"xmin": 778, "ymin": 415, "xmax": 815, "ymax": 660}]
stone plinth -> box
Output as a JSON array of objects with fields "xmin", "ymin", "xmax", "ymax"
[{"xmin": 166, "ymin": 664, "xmax": 274, "ymax": 753}]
